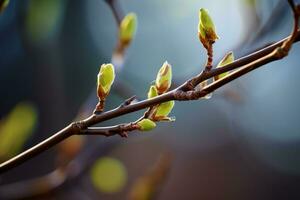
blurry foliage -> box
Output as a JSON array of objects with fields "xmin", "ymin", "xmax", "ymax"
[
  {"xmin": 128, "ymin": 154, "xmax": 171, "ymax": 200},
  {"xmin": 243, "ymin": 0, "xmax": 256, "ymax": 6},
  {"xmin": 0, "ymin": 102, "xmax": 37, "ymax": 161},
  {"xmin": 25, "ymin": 0, "xmax": 65, "ymax": 43},
  {"xmin": 58, "ymin": 135, "xmax": 84, "ymax": 161},
  {"xmin": 0, "ymin": 0, "xmax": 9, "ymax": 13},
  {"xmin": 90, "ymin": 157, "xmax": 127, "ymax": 194}
]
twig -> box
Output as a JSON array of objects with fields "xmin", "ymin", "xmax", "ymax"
[
  {"xmin": 105, "ymin": 0, "xmax": 123, "ymax": 25},
  {"xmin": 180, "ymin": 28, "xmax": 300, "ymax": 91},
  {"xmin": 118, "ymin": 95, "xmax": 137, "ymax": 108},
  {"xmin": 81, "ymin": 122, "xmax": 139, "ymax": 138},
  {"xmin": 0, "ymin": 1, "xmax": 299, "ymax": 174},
  {"xmin": 0, "ymin": 0, "xmax": 136, "ymax": 198}
]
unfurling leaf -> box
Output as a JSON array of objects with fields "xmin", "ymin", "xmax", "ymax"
[
  {"xmin": 97, "ymin": 63, "xmax": 115, "ymax": 101},
  {"xmin": 198, "ymin": 8, "xmax": 219, "ymax": 46},
  {"xmin": 155, "ymin": 61, "xmax": 172, "ymax": 94},
  {"xmin": 147, "ymin": 85, "xmax": 158, "ymax": 99},
  {"xmin": 214, "ymin": 52, "xmax": 234, "ymax": 81},
  {"xmin": 0, "ymin": 0, "xmax": 9, "ymax": 13},
  {"xmin": 137, "ymin": 119, "xmax": 156, "ymax": 131},
  {"xmin": 155, "ymin": 101, "xmax": 175, "ymax": 119},
  {"xmin": 120, "ymin": 12, "xmax": 137, "ymax": 44}
]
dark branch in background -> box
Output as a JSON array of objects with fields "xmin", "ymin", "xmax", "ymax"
[
  {"xmin": 0, "ymin": 0, "xmax": 299, "ymax": 176},
  {"xmin": 248, "ymin": 0, "xmax": 288, "ymax": 44},
  {"xmin": 105, "ymin": 0, "xmax": 123, "ymax": 24}
]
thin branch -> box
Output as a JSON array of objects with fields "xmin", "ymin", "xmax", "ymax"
[
  {"xmin": 80, "ymin": 122, "xmax": 139, "ymax": 138},
  {"xmin": 117, "ymin": 95, "xmax": 137, "ymax": 108},
  {"xmin": 105, "ymin": 0, "xmax": 123, "ymax": 25},
  {"xmin": 180, "ymin": 28, "xmax": 300, "ymax": 91},
  {"xmin": 0, "ymin": 1, "xmax": 299, "ymax": 174}
]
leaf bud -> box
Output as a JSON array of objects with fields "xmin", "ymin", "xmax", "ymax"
[
  {"xmin": 119, "ymin": 12, "xmax": 137, "ymax": 45},
  {"xmin": 198, "ymin": 8, "xmax": 219, "ymax": 46},
  {"xmin": 137, "ymin": 119, "xmax": 156, "ymax": 131},
  {"xmin": 155, "ymin": 61, "xmax": 172, "ymax": 94}
]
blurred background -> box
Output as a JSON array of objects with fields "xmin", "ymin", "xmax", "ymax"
[{"xmin": 0, "ymin": 0, "xmax": 300, "ymax": 199}]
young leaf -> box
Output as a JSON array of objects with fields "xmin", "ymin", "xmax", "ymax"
[
  {"xmin": 97, "ymin": 63, "xmax": 115, "ymax": 101},
  {"xmin": 155, "ymin": 101, "xmax": 175, "ymax": 118},
  {"xmin": 120, "ymin": 12, "xmax": 137, "ymax": 44},
  {"xmin": 148, "ymin": 85, "xmax": 158, "ymax": 99},
  {"xmin": 214, "ymin": 52, "xmax": 234, "ymax": 81},
  {"xmin": 155, "ymin": 61, "xmax": 172, "ymax": 94},
  {"xmin": 137, "ymin": 119, "xmax": 156, "ymax": 131}
]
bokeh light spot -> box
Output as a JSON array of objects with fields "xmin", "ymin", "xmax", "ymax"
[{"xmin": 90, "ymin": 157, "xmax": 127, "ymax": 194}]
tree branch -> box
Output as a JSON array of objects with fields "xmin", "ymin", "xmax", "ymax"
[
  {"xmin": 105, "ymin": 0, "xmax": 123, "ymax": 25},
  {"xmin": 1, "ymin": 1, "xmax": 299, "ymax": 174}
]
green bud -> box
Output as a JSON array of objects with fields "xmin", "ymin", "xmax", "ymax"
[
  {"xmin": 155, "ymin": 101, "xmax": 175, "ymax": 118},
  {"xmin": 97, "ymin": 63, "xmax": 115, "ymax": 101},
  {"xmin": 198, "ymin": 8, "xmax": 219, "ymax": 45},
  {"xmin": 137, "ymin": 119, "xmax": 156, "ymax": 131},
  {"xmin": 155, "ymin": 61, "xmax": 172, "ymax": 94},
  {"xmin": 0, "ymin": 0, "xmax": 9, "ymax": 13},
  {"xmin": 119, "ymin": 13, "xmax": 137, "ymax": 44},
  {"xmin": 214, "ymin": 52, "xmax": 234, "ymax": 81},
  {"xmin": 147, "ymin": 85, "xmax": 158, "ymax": 99}
]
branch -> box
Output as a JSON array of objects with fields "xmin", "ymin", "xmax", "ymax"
[
  {"xmin": 80, "ymin": 122, "xmax": 139, "ymax": 138},
  {"xmin": 179, "ymin": 28, "xmax": 300, "ymax": 92},
  {"xmin": 105, "ymin": 0, "xmax": 123, "ymax": 25},
  {"xmin": 0, "ymin": 1, "xmax": 299, "ymax": 174}
]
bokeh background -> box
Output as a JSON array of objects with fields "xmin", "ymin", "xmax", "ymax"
[{"xmin": 1, "ymin": 0, "xmax": 300, "ymax": 199}]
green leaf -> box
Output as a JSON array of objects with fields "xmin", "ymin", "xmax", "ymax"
[
  {"xmin": 137, "ymin": 119, "xmax": 156, "ymax": 131},
  {"xmin": 147, "ymin": 85, "xmax": 158, "ymax": 99},
  {"xmin": 120, "ymin": 13, "xmax": 137, "ymax": 43},
  {"xmin": 155, "ymin": 101, "xmax": 175, "ymax": 118},
  {"xmin": 155, "ymin": 61, "xmax": 172, "ymax": 94},
  {"xmin": 97, "ymin": 63, "xmax": 115, "ymax": 100},
  {"xmin": 0, "ymin": 102, "xmax": 38, "ymax": 160},
  {"xmin": 90, "ymin": 157, "xmax": 127, "ymax": 193},
  {"xmin": 214, "ymin": 52, "xmax": 234, "ymax": 81}
]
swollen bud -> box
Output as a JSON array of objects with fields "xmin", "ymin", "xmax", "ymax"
[
  {"xmin": 214, "ymin": 52, "xmax": 234, "ymax": 81},
  {"xmin": 198, "ymin": 8, "xmax": 219, "ymax": 46},
  {"xmin": 137, "ymin": 119, "xmax": 156, "ymax": 131},
  {"xmin": 155, "ymin": 101, "xmax": 175, "ymax": 119},
  {"xmin": 155, "ymin": 61, "xmax": 172, "ymax": 94},
  {"xmin": 148, "ymin": 85, "xmax": 158, "ymax": 99},
  {"xmin": 119, "ymin": 13, "xmax": 137, "ymax": 44},
  {"xmin": 97, "ymin": 63, "xmax": 115, "ymax": 101}
]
